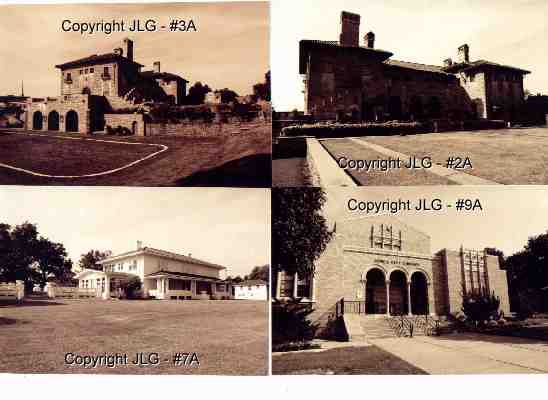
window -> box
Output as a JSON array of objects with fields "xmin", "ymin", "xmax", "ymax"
[
  {"xmin": 79, "ymin": 69, "xmax": 83, "ymax": 74},
  {"xmin": 216, "ymin": 283, "xmax": 226, "ymax": 292},
  {"xmin": 296, "ymin": 275, "xmax": 311, "ymax": 298},
  {"xmin": 149, "ymin": 279, "xmax": 157, "ymax": 290},
  {"xmin": 117, "ymin": 263, "xmax": 123, "ymax": 271},
  {"xmin": 129, "ymin": 260, "xmax": 137, "ymax": 271},
  {"xmin": 279, "ymin": 272, "xmax": 294, "ymax": 297},
  {"xmin": 168, "ymin": 279, "xmax": 191, "ymax": 291},
  {"xmin": 104, "ymin": 66, "xmax": 109, "ymax": 74},
  {"xmin": 84, "ymin": 68, "xmax": 88, "ymax": 74},
  {"xmin": 90, "ymin": 68, "xmax": 94, "ymax": 73},
  {"xmin": 66, "ymin": 72, "xmax": 72, "ymax": 81}
]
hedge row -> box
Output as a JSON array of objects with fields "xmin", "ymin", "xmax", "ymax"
[
  {"xmin": 281, "ymin": 121, "xmax": 426, "ymax": 138},
  {"xmin": 281, "ymin": 119, "xmax": 508, "ymax": 138}
]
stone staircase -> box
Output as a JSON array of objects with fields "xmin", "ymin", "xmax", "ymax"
[{"xmin": 344, "ymin": 315, "xmax": 443, "ymax": 341}]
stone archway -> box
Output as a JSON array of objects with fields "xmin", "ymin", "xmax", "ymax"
[
  {"xmin": 32, "ymin": 111, "xmax": 43, "ymax": 130},
  {"xmin": 410, "ymin": 271, "xmax": 429, "ymax": 315},
  {"xmin": 65, "ymin": 110, "xmax": 79, "ymax": 132},
  {"xmin": 365, "ymin": 267, "xmax": 387, "ymax": 314},
  {"xmin": 389, "ymin": 269, "xmax": 408, "ymax": 315},
  {"xmin": 48, "ymin": 111, "xmax": 59, "ymax": 131}
]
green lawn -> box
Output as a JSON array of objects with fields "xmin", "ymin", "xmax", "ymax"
[
  {"xmin": 0, "ymin": 124, "xmax": 271, "ymax": 186},
  {"xmin": 321, "ymin": 138, "xmax": 453, "ymax": 186},
  {"xmin": 272, "ymin": 345, "xmax": 427, "ymax": 375},
  {"xmin": 0, "ymin": 299, "xmax": 268, "ymax": 375},
  {"xmin": 360, "ymin": 127, "xmax": 548, "ymax": 185}
]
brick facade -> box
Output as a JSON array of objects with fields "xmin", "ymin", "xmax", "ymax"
[
  {"xmin": 275, "ymin": 216, "xmax": 511, "ymax": 329},
  {"xmin": 300, "ymin": 11, "xmax": 530, "ymax": 123}
]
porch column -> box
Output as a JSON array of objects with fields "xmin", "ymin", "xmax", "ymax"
[
  {"xmin": 407, "ymin": 280, "xmax": 412, "ymax": 316},
  {"xmin": 427, "ymin": 282, "xmax": 435, "ymax": 316},
  {"xmin": 362, "ymin": 279, "xmax": 367, "ymax": 314},
  {"xmin": 102, "ymin": 275, "xmax": 110, "ymax": 300},
  {"xmin": 293, "ymin": 273, "xmax": 298, "ymax": 298},
  {"xmin": 385, "ymin": 280, "xmax": 390, "ymax": 316},
  {"xmin": 191, "ymin": 280, "xmax": 196, "ymax": 297}
]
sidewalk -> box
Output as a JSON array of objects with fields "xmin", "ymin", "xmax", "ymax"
[{"xmin": 371, "ymin": 333, "xmax": 548, "ymax": 374}]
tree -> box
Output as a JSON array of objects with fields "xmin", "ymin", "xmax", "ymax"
[
  {"xmin": 253, "ymin": 70, "xmax": 271, "ymax": 102},
  {"xmin": 272, "ymin": 188, "xmax": 332, "ymax": 279},
  {"xmin": 33, "ymin": 238, "xmax": 73, "ymax": 288},
  {"xmin": 119, "ymin": 276, "xmax": 142, "ymax": 299},
  {"xmin": 218, "ymin": 88, "xmax": 239, "ymax": 104},
  {"xmin": 185, "ymin": 81, "xmax": 212, "ymax": 105},
  {"xmin": 78, "ymin": 249, "xmax": 112, "ymax": 271},
  {"xmin": 246, "ymin": 265, "xmax": 269, "ymax": 282},
  {"xmin": 506, "ymin": 231, "xmax": 548, "ymax": 314},
  {"xmin": 461, "ymin": 290, "xmax": 502, "ymax": 328},
  {"xmin": 0, "ymin": 222, "xmax": 73, "ymax": 289}
]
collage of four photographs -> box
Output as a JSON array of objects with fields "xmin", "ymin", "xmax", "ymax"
[{"xmin": 1, "ymin": 0, "xmax": 548, "ymax": 389}]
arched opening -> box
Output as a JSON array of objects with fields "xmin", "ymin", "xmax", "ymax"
[
  {"xmin": 47, "ymin": 111, "xmax": 59, "ymax": 131},
  {"xmin": 427, "ymin": 96, "xmax": 442, "ymax": 118},
  {"xmin": 409, "ymin": 96, "xmax": 423, "ymax": 120},
  {"xmin": 32, "ymin": 111, "xmax": 43, "ymax": 130},
  {"xmin": 389, "ymin": 270, "xmax": 408, "ymax": 316},
  {"xmin": 131, "ymin": 121, "xmax": 137, "ymax": 135},
  {"xmin": 365, "ymin": 268, "xmax": 387, "ymax": 314},
  {"xmin": 388, "ymin": 96, "xmax": 403, "ymax": 120},
  {"xmin": 410, "ymin": 271, "xmax": 429, "ymax": 315},
  {"xmin": 82, "ymin": 87, "xmax": 91, "ymax": 95},
  {"xmin": 65, "ymin": 110, "xmax": 79, "ymax": 133}
]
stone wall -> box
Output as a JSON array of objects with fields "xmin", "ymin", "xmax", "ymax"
[
  {"xmin": 104, "ymin": 113, "xmax": 146, "ymax": 136},
  {"xmin": 61, "ymin": 62, "xmax": 118, "ymax": 97},
  {"xmin": 26, "ymin": 94, "xmax": 90, "ymax": 134}
]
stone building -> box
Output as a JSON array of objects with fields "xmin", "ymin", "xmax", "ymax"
[
  {"xmin": 300, "ymin": 11, "xmax": 530, "ymax": 122},
  {"xmin": 273, "ymin": 215, "xmax": 510, "ymax": 331},
  {"xmin": 26, "ymin": 38, "xmax": 188, "ymax": 135}
]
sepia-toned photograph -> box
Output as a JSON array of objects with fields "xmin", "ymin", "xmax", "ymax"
[
  {"xmin": 272, "ymin": 187, "xmax": 548, "ymax": 374},
  {"xmin": 271, "ymin": 0, "xmax": 548, "ymax": 187},
  {"xmin": 0, "ymin": 187, "xmax": 270, "ymax": 374},
  {"xmin": 0, "ymin": 2, "xmax": 271, "ymax": 187}
]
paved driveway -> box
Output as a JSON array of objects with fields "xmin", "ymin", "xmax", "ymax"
[{"xmin": 371, "ymin": 333, "xmax": 548, "ymax": 374}]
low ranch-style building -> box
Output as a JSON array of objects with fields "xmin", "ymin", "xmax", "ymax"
[
  {"xmin": 274, "ymin": 215, "xmax": 510, "ymax": 334},
  {"xmin": 75, "ymin": 242, "xmax": 232, "ymax": 300},
  {"xmin": 233, "ymin": 280, "xmax": 268, "ymax": 300}
]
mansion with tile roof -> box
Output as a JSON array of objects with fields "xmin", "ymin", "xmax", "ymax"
[
  {"xmin": 300, "ymin": 11, "xmax": 530, "ymax": 123},
  {"xmin": 25, "ymin": 38, "xmax": 188, "ymax": 135},
  {"xmin": 75, "ymin": 241, "xmax": 232, "ymax": 300}
]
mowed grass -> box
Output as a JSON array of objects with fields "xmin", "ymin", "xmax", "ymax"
[
  {"xmin": 0, "ymin": 124, "xmax": 271, "ymax": 186},
  {"xmin": 0, "ymin": 299, "xmax": 268, "ymax": 375},
  {"xmin": 321, "ymin": 138, "xmax": 453, "ymax": 186},
  {"xmin": 0, "ymin": 134, "xmax": 159, "ymax": 175},
  {"xmin": 360, "ymin": 127, "xmax": 548, "ymax": 185},
  {"xmin": 272, "ymin": 345, "xmax": 427, "ymax": 375}
]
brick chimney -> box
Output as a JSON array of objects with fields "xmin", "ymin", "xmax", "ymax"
[
  {"xmin": 364, "ymin": 31, "xmax": 375, "ymax": 48},
  {"xmin": 339, "ymin": 11, "xmax": 360, "ymax": 47},
  {"xmin": 123, "ymin": 38, "xmax": 134, "ymax": 62},
  {"xmin": 137, "ymin": 240, "xmax": 142, "ymax": 250},
  {"xmin": 457, "ymin": 44, "xmax": 469, "ymax": 63},
  {"xmin": 153, "ymin": 61, "xmax": 160, "ymax": 73}
]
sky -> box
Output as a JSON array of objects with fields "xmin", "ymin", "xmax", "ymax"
[
  {"xmin": 325, "ymin": 186, "xmax": 548, "ymax": 258},
  {"xmin": 271, "ymin": 0, "xmax": 548, "ymax": 111},
  {"xmin": 0, "ymin": 1, "xmax": 269, "ymax": 97},
  {"xmin": 0, "ymin": 187, "xmax": 270, "ymax": 278}
]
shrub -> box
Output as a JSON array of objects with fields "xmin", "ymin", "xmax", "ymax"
[
  {"xmin": 272, "ymin": 298, "xmax": 318, "ymax": 347},
  {"xmin": 119, "ymin": 276, "xmax": 142, "ymax": 299},
  {"xmin": 461, "ymin": 290, "xmax": 502, "ymax": 328},
  {"xmin": 281, "ymin": 121, "xmax": 426, "ymax": 138}
]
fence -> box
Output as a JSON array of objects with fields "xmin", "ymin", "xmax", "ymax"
[
  {"xmin": 0, "ymin": 281, "xmax": 25, "ymax": 301},
  {"xmin": 45, "ymin": 283, "xmax": 97, "ymax": 299}
]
